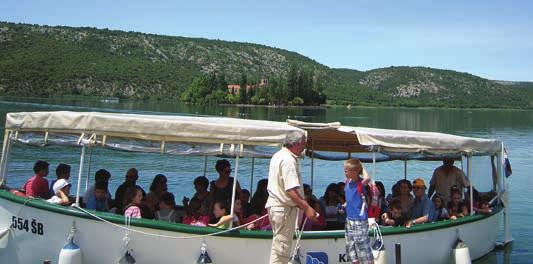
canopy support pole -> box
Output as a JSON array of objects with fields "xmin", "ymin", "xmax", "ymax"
[
  {"xmin": 229, "ymin": 144, "xmax": 242, "ymax": 228},
  {"xmin": 501, "ymin": 143, "xmax": 513, "ymax": 244},
  {"xmin": 203, "ymin": 156, "xmax": 208, "ymax": 177},
  {"xmin": 311, "ymin": 141, "xmax": 315, "ymax": 190},
  {"xmin": 250, "ymin": 157, "xmax": 255, "ymax": 195},
  {"xmin": 467, "ymin": 154, "xmax": 474, "ymax": 216},
  {"xmin": 85, "ymin": 148, "xmax": 93, "ymax": 191},
  {"xmin": 75, "ymin": 144, "xmax": 86, "ymax": 207},
  {"xmin": 372, "ymin": 150, "xmax": 376, "ymax": 180},
  {"xmin": 403, "ymin": 159, "xmax": 407, "ymax": 180},
  {"xmin": 0, "ymin": 130, "xmax": 13, "ymax": 185}
]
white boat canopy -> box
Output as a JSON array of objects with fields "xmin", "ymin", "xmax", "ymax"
[
  {"xmin": 4, "ymin": 111, "xmax": 306, "ymax": 158},
  {"xmin": 288, "ymin": 120, "xmax": 502, "ymax": 161}
]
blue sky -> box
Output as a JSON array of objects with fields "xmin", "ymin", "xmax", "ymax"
[{"xmin": 2, "ymin": 0, "xmax": 532, "ymax": 81}]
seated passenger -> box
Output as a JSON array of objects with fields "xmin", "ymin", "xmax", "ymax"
[
  {"xmin": 465, "ymin": 188, "xmax": 492, "ymax": 215},
  {"xmin": 375, "ymin": 181, "xmax": 389, "ymax": 213},
  {"xmin": 86, "ymin": 181, "xmax": 111, "ymax": 212},
  {"xmin": 244, "ymin": 192, "xmax": 271, "ymax": 230},
  {"xmin": 448, "ymin": 187, "xmax": 468, "ymax": 220},
  {"xmin": 303, "ymin": 183, "xmax": 318, "ymax": 202},
  {"xmin": 406, "ymin": 178, "xmax": 435, "ymax": 228},
  {"xmin": 208, "ymin": 200, "xmax": 233, "ymax": 229},
  {"xmin": 319, "ymin": 183, "xmax": 344, "ymax": 230},
  {"xmin": 432, "ymin": 194, "xmax": 449, "ymax": 221},
  {"xmin": 303, "ymin": 197, "xmax": 325, "ymax": 231},
  {"xmin": 367, "ymin": 181, "xmax": 384, "ymax": 219},
  {"xmin": 336, "ymin": 181, "xmax": 346, "ymax": 204},
  {"xmin": 84, "ymin": 169, "xmax": 112, "ymax": 207},
  {"xmin": 123, "ymin": 186, "xmax": 143, "ymax": 219},
  {"xmin": 475, "ymin": 197, "xmax": 493, "ymax": 215},
  {"xmin": 183, "ymin": 176, "xmax": 211, "ymax": 216},
  {"xmin": 396, "ymin": 179, "xmax": 414, "ymax": 218},
  {"xmin": 145, "ymin": 174, "xmax": 168, "ymax": 213},
  {"xmin": 49, "ymin": 163, "xmax": 71, "ymax": 197},
  {"xmin": 114, "ymin": 168, "xmax": 146, "ymax": 213},
  {"xmin": 47, "ymin": 179, "xmax": 71, "ymax": 206},
  {"xmin": 22, "ymin": 160, "xmax": 50, "ymax": 199},
  {"xmin": 182, "ymin": 197, "xmax": 210, "ymax": 227},
  {"xmin": 156, "ymin": 192, "xmax": 178, "ymax": 222},
  {"xmin": 381, "ymin": 199, "xmax": 406, "ymax": 227},
  {"xmin": 241, "ymin": 189, "xmax": 251, "ymax": 217},
  {"xmin": 210, "ymin": 159, "xmax": 242, "ymax": 206},
  {"xmin": 385, "ymin": 183, "xmax": 399, "ymax": 205}
]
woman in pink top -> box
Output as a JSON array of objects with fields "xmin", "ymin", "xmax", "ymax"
[{"xmin": 124, "ymin": 187, "xmax": 143, "ymax": 219}]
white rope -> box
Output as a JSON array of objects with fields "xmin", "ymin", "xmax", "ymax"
[
  {"xmin": 290, "ymin": 217, "xmax": 308, "ymax": 261},
  {"xmin": 73, "ymin": 205, "xmax": 268, "ymax": 240}
]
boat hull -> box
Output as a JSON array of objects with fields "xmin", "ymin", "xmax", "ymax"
[{"xmin": 0, "ymin": 192, "xmax": 500, "ymax": 263}]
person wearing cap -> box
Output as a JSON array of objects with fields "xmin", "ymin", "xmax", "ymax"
[
  {"xmin": 406, "ymin": 178, "xmax": 435, "ymax": 228},
  {"xmin": 47, "ymin": 179, "xmax": 72, "ymax": 205},
  {"xmin": 22, "ymin": 160, "xmax": 51, "ymax": 199}
]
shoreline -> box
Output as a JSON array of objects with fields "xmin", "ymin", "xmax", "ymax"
[{"xmin": 0, "ymin": 96, "xmax": 531, "ymax": 111}]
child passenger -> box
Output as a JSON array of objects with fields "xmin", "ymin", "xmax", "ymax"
[
  {"xmin": 182, "ymin": 198, "xmax": 209, "ymax": 227},
  {"xmin": 380, "ymin": 199, "xmax": 406, "ymax": 227},
  {"xmin": 156, "ymin": 192, "xmax": 179, "ymax": 222},
  {"xmin": 86, "ymin": 181, "xmax": 110, "ymax": 212},
  {"xmin": 208, "ymin": 200, "xmax": 233, "ymax": 229},
  {"xmin": 47, "ymin": 179, "xmax": 71, "ymax": 206},
  {"xmin": 448, "ymin": 187, "xmax": 468, "ymax": 220},
  {"xmin": 123, "ymin": 187, "xmax": 143, "ymax": 219},
  {"xmin": 343, "ymin": 158, "xmax": 373, "ymax": 264},
  {"xmin": 432, "ymin": 194, "xmax": 449, "ymax": 221}
]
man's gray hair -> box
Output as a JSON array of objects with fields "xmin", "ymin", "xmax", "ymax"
[{"xmin": 283, "ymin": 132, "xmax": 306, "ymax": 148}]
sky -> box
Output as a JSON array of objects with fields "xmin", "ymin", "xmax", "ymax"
[{"xmin": 2, "ymin": 0, "xmax": 532, "ymax": 81}]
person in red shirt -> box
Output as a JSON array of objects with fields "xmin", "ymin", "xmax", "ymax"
[{"xmin": 22, "ymin": 160, "xmax": 50, "ymax": 199}]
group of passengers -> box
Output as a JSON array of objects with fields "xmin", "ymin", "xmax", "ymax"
[
  {"xmin": 18, "ymin": 158, "xmax": 494, "ymax": 230},
  {"xmin": 18, "ymin": 159, "xmax": 273, "ymax": 230}
]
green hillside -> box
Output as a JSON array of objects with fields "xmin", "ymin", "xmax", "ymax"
[{"xmin": 0, "ymin": 22, "xmax": 532, "ymax": 108}]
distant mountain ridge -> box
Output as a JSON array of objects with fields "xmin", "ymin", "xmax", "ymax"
[{"xmin": 0, "ymin": 22, "xmax": 532, "ymax": 108}]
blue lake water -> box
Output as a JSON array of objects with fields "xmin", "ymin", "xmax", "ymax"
[{"xmin": 0, "ymin": 97, "xmax": 531, "ymax": 263}]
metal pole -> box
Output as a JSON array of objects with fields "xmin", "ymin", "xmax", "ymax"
[
  {"xmin": 250, "ymin": 157, "xmax": 255, "ymax": 195},
  {"xmin": 467, "ymin": 155, "xmax": 474, "ymax": 216},
  {"xmin": 395, "ymin": 243, "xmax": 402, "ymax": 264},
  {"xmin": 75, "ymin": 145, "xmax": 86, "ymax": 207},
  {"xmin": 203, "ymin": 156, "xmax": 208, "ymax": 177},
  {"xmin": 403, "ymin": 159, "xmax": 407, "ymax": 180},
  {"xmin": 372, "ymin": 150, "xmax": 376, "ymax": 179},
  {"xmin": 229, "ymin": 145, "xmax": 241, "ymax": 228},
  {"xmin": 311, "ymin": 141, "xmax": 315, "ymax": 189},
  {"xmin": 85, "ymin": 148, "xmax": 93, "ymax": 191},
  {"xmin": 0, "ymin": 130, "xmax": 12, "ymax": 185}
]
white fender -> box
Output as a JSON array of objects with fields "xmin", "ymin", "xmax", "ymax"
[
  {"xmin": 58, "ymin": 240, "xmax": 82, "ymax": 264},
  {"xmin": 372, "ymin": 248, "xmax": 387, "ymax": 264},
  {"xmin": 453, "ymin": 240, "xmax": 471, "ymax": 264},
  {"xmin": 0, "ymin": 227, "xmax": 10, "ymax": 249}
]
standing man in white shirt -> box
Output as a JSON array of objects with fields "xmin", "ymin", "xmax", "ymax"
[{"xmin": 266, "ymin": 133, "xmax": 318, "ymax": 264}]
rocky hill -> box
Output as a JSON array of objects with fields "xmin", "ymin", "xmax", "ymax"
[{"xmin": 0, "ymin": 22, "xmax": 531, "ymax": 108}]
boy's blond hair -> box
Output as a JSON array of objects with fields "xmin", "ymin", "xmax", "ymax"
[{"xmin": 344, "ymin": 158, "xmax": 362, "ymax": 171}]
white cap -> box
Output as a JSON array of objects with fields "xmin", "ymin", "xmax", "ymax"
[{"xmin": 53, "ymin": 179, "xmax": 71, "ymax": 194}]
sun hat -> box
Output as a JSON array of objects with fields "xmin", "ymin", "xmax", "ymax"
[{"xmin": 53, "ymin": 179, "xmax": 71, "ymax": 194}]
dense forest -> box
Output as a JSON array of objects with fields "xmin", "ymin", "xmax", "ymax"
[{"xmin": 0, "ymin": 22, "xmax": 532, "ymax": 108}]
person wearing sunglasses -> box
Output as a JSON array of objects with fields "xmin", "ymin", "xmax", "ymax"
[{"xmin": 406, "ymin": 178, "xmax": 435, "ymax": 228}]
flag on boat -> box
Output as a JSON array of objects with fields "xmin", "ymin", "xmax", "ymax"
[{"xmin": 504, "ymin": 148, "xmax": 512, "ymax": 178}]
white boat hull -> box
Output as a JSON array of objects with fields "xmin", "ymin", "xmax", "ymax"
[{"xmin": 0, "ymin": 193, "xmax": 501, "ymax": 263}]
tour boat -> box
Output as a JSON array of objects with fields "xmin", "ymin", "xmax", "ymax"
[{"xmin": 0, "ymin": 111, "xmax": 512, "ymax": 263}]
